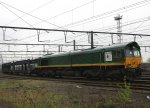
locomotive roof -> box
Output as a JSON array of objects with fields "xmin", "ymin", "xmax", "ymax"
[
  {"xmin": 41, "ymin": 41, "xmax": 140, "ymax": 59},
  {"xmin": 94, "ymin": 41, "xmax": 140, "ymax": 50}
]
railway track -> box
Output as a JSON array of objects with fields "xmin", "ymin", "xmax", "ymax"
[{"xmin": 0, "ymin": 71, "xmax": 149, "ymax": 93}]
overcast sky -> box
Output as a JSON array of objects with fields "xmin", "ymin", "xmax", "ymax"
[{"xmin": 0, "ymin": 0, "xmax": 150, "ymax": 62}]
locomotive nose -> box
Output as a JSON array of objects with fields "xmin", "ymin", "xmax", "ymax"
[{"xmin": 125, "ymin": 57, "xmax": 142, "ymax": 68}]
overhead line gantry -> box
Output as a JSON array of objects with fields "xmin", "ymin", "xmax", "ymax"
[{"xmin": 1, "ymin": 26, "xmax": 150, "ymax": 49}]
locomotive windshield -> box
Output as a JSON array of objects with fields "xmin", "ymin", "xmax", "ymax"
[
  {"xmin": 133, "ymin": 49, "xmax": 140, "ymax": 57},
  {"xmin": 125, "ymin": 47, "xmax": 140, "ymax": 57}
]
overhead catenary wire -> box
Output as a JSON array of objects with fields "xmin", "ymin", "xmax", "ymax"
[
  {"xmin": 0, "ymin": 24, "xmax": 150, "ymax": 49},
  {"xmin": 0, "ymin": 3, "xmax": 35, "ymax": 28},
  {"xmin": 15, "ymin": 12, "xmax": 150, "ymax": 49},
  {"xmin": 0, "ymin": 0, "xmax": 65, "ymax": 29},
  {"xmin": 0, "ymin": 0, "xmax": 61, "ymax": 47},
  {"xmin": 4, "ymin": 0, "xmax": 56, "ymax": 26},
  {"xmin": 25, "ymin": 0, "xmax": 150, "ymax": 29},
  {"xmin": 75, "ymin": 16, "xmax": 150, "ymax": 44},
  {"xmin": 27, "ymin": 0, "xmax": 96, "ymax": 28},
  {"xmin": 0, "ymin": 14, "xmax": 149, "ymax": 55},
  {"xmin": 0, "ymin": 0, "xmax": 97, "ymax": 53},
  {"xmin": 61, "ymin": 0, "xmax": 150, "ymax": 28},
  {"xmin": 0, "ymin": 25, "xmax": 149, "ymax": 52},
  {"xmin": 1, "ymin": 25, "xmax": 150, "ymax": 36},
  {"xmin": 1, "ymin": 0, "xmax": 149, "ymax": 47},
  {"xmin": 0, "ymin": 0, "xmax": 150, "ymax": 62},
  {"xmin": 2, "ymin": 0, "xmax": 147, "ymax": 31},
  {"xmin": 0, "ymin": 42, "xmax": 104, "ymax": 47},
  {"xmin": 0, "ymin": 21, "xmax": 149, "ymax": 55},
  {"xmin": 11, "ymin": 15, "xmax": 150, "ymax": 51}
]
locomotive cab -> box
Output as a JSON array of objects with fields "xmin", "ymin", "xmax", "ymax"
[
  {"xmin": 124, "ymin": 42, "xmax": 142, "ymax": 78},
  {"xmin": 125, "ymin": 43, "xmax": 142, "ymax": 69}
]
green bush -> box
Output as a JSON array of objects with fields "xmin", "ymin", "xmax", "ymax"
[{"xmin": 118, "ymin": 78, "xmax": 132, "ymax": 104}]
